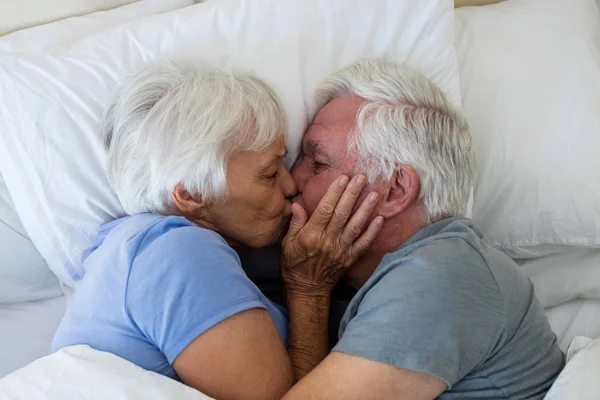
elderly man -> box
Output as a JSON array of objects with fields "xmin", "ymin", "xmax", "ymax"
[{"xmin": 280, "ymin": 60, "xmax": 564, "ymax": 399}]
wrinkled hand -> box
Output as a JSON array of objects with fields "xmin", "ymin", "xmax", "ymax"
[{"xmin": 282, "ymin": 175, "xmax": 384, "ymax": 297}]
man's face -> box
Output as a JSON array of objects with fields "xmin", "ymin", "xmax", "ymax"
[{"xmin": 292, "ymin": 96, "xmax": 385, "ymax": 218}]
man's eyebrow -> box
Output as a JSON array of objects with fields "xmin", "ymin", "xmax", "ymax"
[
  {"xmin": 307, "ymin": 140, "xmax": 333, "ymax": 163},
  {"xmin": 308, "ymin": 141, "xmax": 323, "ymax": 155}
]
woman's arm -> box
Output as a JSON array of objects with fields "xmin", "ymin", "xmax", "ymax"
[
  {"xmin": 285, "ymin": 292, "xmax": 331, "ymax": 379},
  {"xmin": 282, "ymin": 175, "xmax": 383, "ymax": 379},
  {"xmin": 173, "ymin": 308, "xmax": 293, "ymax": 400}
]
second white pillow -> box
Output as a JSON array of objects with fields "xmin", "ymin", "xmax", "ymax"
[{"xmin": 455, "ymin": 0, "xmax": 600, "ymax": 258}]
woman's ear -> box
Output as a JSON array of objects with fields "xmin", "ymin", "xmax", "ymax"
[
  {"xmin": 378, "ymin": 164, "xmax": 420, "ymax": 219},
  {"xmin": 171, "ymin": 184, "xmax": 204, "ymax": 214}
]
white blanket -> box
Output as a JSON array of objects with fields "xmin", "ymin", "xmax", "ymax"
[
  {"xmin": 2, "ymin": 341, "xmax": 598, "ymax": 400},
  {"xmin": 0, "ymin": 345, "xmax": 213, "ymax": 399},
  {"xmin": 544, "ymin": 337, "xmax": 600, "ymax": 400}
]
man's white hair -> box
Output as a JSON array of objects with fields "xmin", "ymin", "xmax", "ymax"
[
  {"xmin": 102, "ymin": 62, "xmax": 286, "ymax": 215},
  {"xmin": 316, "ymin": 60, "xmax": 474, "ymax": 221}
]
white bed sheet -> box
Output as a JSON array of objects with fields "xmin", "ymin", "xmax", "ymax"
[
  {"xmin": 519, "ymin": 248, "xmax": 600, "ymax": 352},
  {"xmin": 545, "ymin": 299, "xmax": 600, "ymax": 353},
  {"xmin": 518, "ymin": 248, "xmax": 600, "ymax": 309},
  {"xmin": 0, "ymin": 296, "xmax": 66, "ymax": 378},
  {"xmin": 0, "ymin": 182, "xmax": 63, "ymax": 304}
]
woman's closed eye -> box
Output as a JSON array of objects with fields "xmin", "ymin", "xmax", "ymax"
[{"xmin": 265, "ymin": 171, "xmax": 279, "ymax": 180}]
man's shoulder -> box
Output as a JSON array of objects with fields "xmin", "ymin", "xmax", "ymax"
[
  {"xmin": 375, "ymin": 222, "xmax": 492, "ymax": 287},
  {"xmin": 346, "ymin": 220, "xmax": 509, "ymax": 326}
]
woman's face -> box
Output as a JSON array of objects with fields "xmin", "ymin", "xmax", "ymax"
[{"xmin": 205, "ymin": 136, "xmax": 297, "ymax": 248}]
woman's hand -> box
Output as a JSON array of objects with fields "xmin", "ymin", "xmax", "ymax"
[{"xmin": 282, "ymin": 174, "xmax": 384, "ymax": 297}]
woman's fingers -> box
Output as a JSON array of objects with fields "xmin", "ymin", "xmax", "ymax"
[
  {"xmin": 340, "ymin": 190, "xmax": 380, "ymax": 245},
  {"xmin": 307, "ymin": 175, "xmax": 350, "ymax": 228},
  {"xmin": 285, "ymin": 202, "xmax": 308, "ymax": 242},
  {"xmin": 325, "ymin": 175, "xmax": 367, "ymax": 236},
  {"xmin": 348, "ymin": 216, "xmax": 384, "ymax": 265}
]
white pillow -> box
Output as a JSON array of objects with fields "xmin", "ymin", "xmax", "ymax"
[
  {"xmin": 0, "ymin": 0, "xmax": 195, "ymax": 303},
  {"xmin": 544, "ymin": 336, "xmax": 600, "ymax": 400},
  {"xmin": 0, "ymin": 0, "xmax": 461, "ymax": 287},
  {"xmin": 454, "ymin": 0, "xmax": 600, "ymax": 258},
  {"xmin": 0, "ymin": 0, "xmax": 194, "ymax": 51},
  {"xmin": 0, "ymin": 0, "xmax": 142, "ymax": 36}
]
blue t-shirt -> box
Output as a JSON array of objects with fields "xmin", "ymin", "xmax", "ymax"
[
  {"xmin": 334, "ymin": 218, "xmax": 564, "ymax": 399},
  {"xmin": 51, "ymin": 213, "xmax": 288, "ymax": 379}
]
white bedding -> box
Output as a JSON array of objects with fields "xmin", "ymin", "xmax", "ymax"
[
  {"xmin": 0, "ymin": 296, "xmax": 66, "ymax": 378},
  {"xmin": 0, "ymin": 0, "xmax": 138, "ymax": 36},
  {"xmin": 0, "ymin": 0, "xmax": 194, "ymax": 51},
  {"xmin": 545, "ymin": 299, "xmax": 600, "ymax": 353},
  {"xmin": 519, "ymin": 248, "xmax": 600, "ymax": 309},
  {"xmin": 0, "ymin": 182, "xmax": 62, "ymax": 304},
  {"xmin": 0, "ymin": 345, "xmax": 213, "ymax": 399},
  {"xmin": 545, "ymin": 336, "xmax": 600, "ymax": 400},
  {"xmin": 519, "ymin": 248, "xmax": 600, "ymax": 352}
]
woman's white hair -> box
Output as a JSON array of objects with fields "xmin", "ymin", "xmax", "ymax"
[
  {"xmin": 316, "ymin": 59, "xmax": 474, "ymax": 221},
  {"xmin": 102, "ymin": 62, "xmax": 286, "ymax": 215}
]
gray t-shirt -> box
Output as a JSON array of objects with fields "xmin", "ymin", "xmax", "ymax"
[{"xmin": 334, "ymin": 218, "xmax": 564, "ymax": 399}]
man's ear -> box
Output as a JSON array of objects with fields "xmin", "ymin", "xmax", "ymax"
[
  {"xmin": 378, "ymin": 164, "xmax": 420, "ymax": 219},
  {"xmin": 171, "ymin": 184, "xmax": 205, "ymax": 215}
]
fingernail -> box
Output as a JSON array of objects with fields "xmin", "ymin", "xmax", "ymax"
[
  {"xmin": 356, "ymin": 175, "xmax": 366, "ymax": 185},
  {"xmin": 369, "ymin": 192, "xmax": 379, "ymax": 202},
  {"xmin": 339, "ymin": 176, "xmax": 349, "ymax": 186},
  {"xmin": 377, "ymin": 216, "xmax": 384, "ymax": 224}
]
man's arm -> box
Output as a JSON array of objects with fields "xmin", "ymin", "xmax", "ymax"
[{"xmin": 283, "ymin": 352, "xmax": 447, "ymax": 400}]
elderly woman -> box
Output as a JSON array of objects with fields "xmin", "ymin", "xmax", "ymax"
[{"xmin": 51, "ymin": 63, "xmax": 382, "ymax": 400}]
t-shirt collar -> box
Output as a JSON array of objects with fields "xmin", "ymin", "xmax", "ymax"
[{"xmin": 394, "ymin": 216, "xmax": 466, "ymax": 253}]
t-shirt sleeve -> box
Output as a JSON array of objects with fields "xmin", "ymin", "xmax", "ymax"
[
  {"xmin": 126, "ymin": 225, "xmax": 266, "ymax": 364},
  {"xmin": 333, "ymin": 238, "xmax": 507, "ymax": 387}
]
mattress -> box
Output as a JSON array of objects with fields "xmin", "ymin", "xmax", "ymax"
[{"xmin": 0, "ymin": 296, "xmax": 66, "ymax": 378}]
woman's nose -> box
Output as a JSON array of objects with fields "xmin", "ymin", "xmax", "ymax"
[
  {"xmin": 291, "ymin": 161, "xmax": 307, "ymax": 192},
  {"xmin": 282, "ymin": 167, "xmax": 298, "ymax": 198}
]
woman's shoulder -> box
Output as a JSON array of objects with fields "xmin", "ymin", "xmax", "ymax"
[
  {"xmin": 125, "ymin": 213, "xmax": 231, "ymax": 257},
  {"xmin": 109, "ymin": 212, "xmax": 225, "ymax": 246},
  {"xmin": 98, "ymin": 213, "xmax": 237, "ymax": 278},
  {"xmin": 121, "ymin": 213, "xmax": 245, "ymax": 296}
]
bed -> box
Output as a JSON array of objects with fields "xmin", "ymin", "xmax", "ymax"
[{"xmin": 0, "ymin": 0, "xmax": 599, "ymax": 398}]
